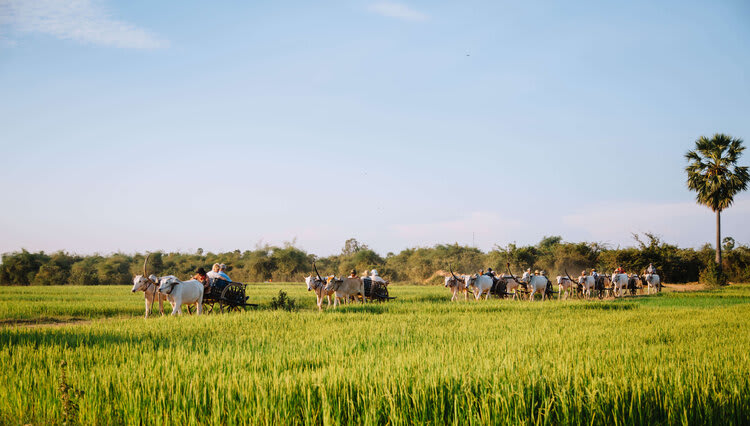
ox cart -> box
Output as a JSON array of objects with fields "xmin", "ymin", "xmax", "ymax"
[
  {"xmin": 490, "ymin": 276, "xmax": 556, "ymax": 300},
  {"xmin": 199, "ymin": 280, "xmax": 257, "ymax": 313},
  {"xmin": 362, "ymin": 277, "xmax": 396, "ymax": 302},
  {"xmin": 592, "ymin": 276, "xmax": 613, "ymax": 299},
  {"xmin": 590, "ymin": 275, "xmax": 642, "ymax": 298}
]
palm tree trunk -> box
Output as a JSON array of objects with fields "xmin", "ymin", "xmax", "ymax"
[{"xmin": 716, "ymin": 210, "xmax": 722, "ymax": 270}]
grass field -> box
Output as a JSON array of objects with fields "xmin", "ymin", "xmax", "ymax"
[{"xmin": 2, "ymin": 283, "xmax": 750, "ymax": 425}]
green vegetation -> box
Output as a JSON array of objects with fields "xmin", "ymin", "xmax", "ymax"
[
  {"xmin": 1, "ymin": 284, "xmax": 750, "ymax": 424},
  {"xmin": 685, "ymin": 133, "xmax": 749, "ymax": 285},
  {"xmin": 3, "ymin": 234, "xmax": 750, "ymax": 287}
]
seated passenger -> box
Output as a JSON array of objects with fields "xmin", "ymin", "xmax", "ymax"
[
  {"xmin": 193, "ymin": 267, "xmax": 210, "ymax": 291},
  {"xmin": 207, "ymin": 263, "xmax": 222, "ymax": 280},
  {"xmin": 218, "ymin": 263, "xmax": 232, "ymax": 282},
  {"xmin": 370, "ymin": 269, "xmax": 386, "ymax": 284},
  {"xmin": 349, "ymin": 269, "xmax": 358, "ymax": 278}
]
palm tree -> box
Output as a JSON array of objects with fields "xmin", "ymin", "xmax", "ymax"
[{"xmin": 685, "ymin": 134, "xmax": 749, "ymax": 281}]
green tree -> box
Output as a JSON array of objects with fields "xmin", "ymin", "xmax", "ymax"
[
  {"xmin": 33, "ymin": 252, "xmax": 81, "ymax": 285},
  {"xmin": 0, "ymin": 250, "xmax": 49, "ymax": 285},
  {"xmin": 685, "ymin": 134, "xmax": 749, "ymax": 283},
  {"xmin": 341, "ymin": 238, "xmax": 368, "ymax": 256}
]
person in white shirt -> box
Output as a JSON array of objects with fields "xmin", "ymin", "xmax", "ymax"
[
  {"xmin": 591, "ymin": 269, "xmax": 599, "ymax": 280},
  {"xmin": 370, "ymin": 269, "xmax": 386, "ymax": 284},
  {"xmin": 207, "ymin": 263, "xmax": 222, "ymax": 280}
]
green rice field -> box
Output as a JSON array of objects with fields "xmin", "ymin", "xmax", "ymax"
[{"xmin": 2, "ymin": 283, "xmax": 750, "ymax": 425}]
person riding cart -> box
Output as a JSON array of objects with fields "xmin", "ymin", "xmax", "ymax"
[{"xmin": 193, "ymin": 267, "xmax": 210, "ymax": 292}]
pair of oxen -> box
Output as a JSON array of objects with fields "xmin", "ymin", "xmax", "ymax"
[
  {"xmin": 444, "ymin": 265, "xmax": 552, "ymax": 301},
  {"xmin": 304, "ymin": 264, "xmax": 388, "ymax": 310},
  {"xmin": 131, "ymin": 255, "xmax": 204, "ymax": 318}
]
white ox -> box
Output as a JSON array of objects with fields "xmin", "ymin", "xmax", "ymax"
[
  {"xmin": 463, "ymin": 274, "xmax": 493, "ymax": 300},
  {"xmin": 611, "ymin": 273, "xmax": 629, "ymax": 297},
  {"xmin": 131, "ymin": 274, "xmax": 172, "ymax": 318},
  {"xmin": 578, "ymin": 275, "xmax": 596, "ymax": 298},
  {"xmin": 324, "ymin": 277, "xmax": 365, "ymax": 308},
  {"xmin": 644, "ymin": 273, "xmax": 661, "ymax": 294},
  {"xmin": 305, "ymin": 275, "xmax": 335, "ymax": 310},
  {"xmin": 556, "ymin": 276, "xmax": 576, "ymax": 299},
  {"xmin": 157, "ymin": 276, "xmax": 204, "ymax": 315},
  {"xmin": 444, "ymin": 274, "xmax": 469, "ymax": 302},
  {"xmin": 499, "ymin": 275, "xmax": 525, "ymax": 300},
  {"xmin": 521, "ymin": 271, "xmax": 550, "ymax": 301}
]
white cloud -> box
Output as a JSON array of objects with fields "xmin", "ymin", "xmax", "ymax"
[
  {"xmin": 368, "ymin": 2, "xmax": 427, "ymax": 21},
  {"xmin": 0, "ymin": 0, "xmax": 168, "ymax": 48}
]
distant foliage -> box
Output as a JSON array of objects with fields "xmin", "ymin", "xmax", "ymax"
[{"xmin": 2, "ymin": 234, "xmax": 750, "ymax": 285}]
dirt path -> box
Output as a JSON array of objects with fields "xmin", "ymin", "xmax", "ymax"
[
  {"xmin": 662, "ymin": 283, "xmax": 707, "ymax": 292},
  {"xmin": 1, "ymin": 318, "xmax": 97, "ymax": 329}
]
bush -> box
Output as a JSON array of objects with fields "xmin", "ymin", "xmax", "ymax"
[
  {"xmin": 269, "ymin": 290, "xmax": 297, "ymax": 311},
  {"xmin": 700, "ymin": 262, "xmax": 728, "ymax": 287}
]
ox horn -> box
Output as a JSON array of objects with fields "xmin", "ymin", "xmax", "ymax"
[
  {"xmin": 450, "ymin": 264, "xmax": 459, "ymax": 280},
  {"xmin": 143, "ymin": 253, "xmax": 151, "ymax": 277},
  {"xmin": 564, "ymin": 269, "xmax": 576, "ymax": 283},
  {"xmin": 143, "ymin": 253, "xmax": 157, "ymax": 285},
  {"xmin": 506, "ymin": 263, "xmax": 520, "ymax": 284},
  {"xmin": 313, "ymin": 262, "xmax": 323, "ymax": 281}
]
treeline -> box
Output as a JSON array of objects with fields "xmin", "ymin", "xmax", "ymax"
[{"xmin": 1, "ymin": 235, "xmax": 749, "ymax": 286}]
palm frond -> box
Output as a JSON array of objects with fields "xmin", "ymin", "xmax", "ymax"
[{"xmin": 685, "ymin": 134, "xmax": 749, "ymax": 212}]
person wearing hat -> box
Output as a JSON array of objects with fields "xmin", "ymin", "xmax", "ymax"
[
  {"xmin": 591, "ymin": 268, "xmax": 599, "ymax": 280},
  {"xmin": 218, "ymin": 263, "xmax": 232, "ymax": 282},
  {"xmin": 192, "ymin": 267, "xmax": 210, "ymax": 292},
  {"xmin": 349, "ymin": 269, "xmax": 358, "ymax": 278}
]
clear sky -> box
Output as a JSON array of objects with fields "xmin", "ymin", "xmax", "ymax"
[{"xmin": 1, "ymin": 0, "xmax": 749, "ymax": 256}]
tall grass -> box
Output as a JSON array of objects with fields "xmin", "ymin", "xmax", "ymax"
[{"xmin": 1, "ymin": 285, "xmax": 749, "ymax": 424}]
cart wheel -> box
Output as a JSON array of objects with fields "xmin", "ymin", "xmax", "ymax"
[
  {"xmin": 219, "ymin": 284, "xmax": 246, "ymax": 312},
  {"xmin": 203, "ymin": 301, "xmax": 215, "ymax": 314},
  {"xmin": 219, "ymin": 301, "xmax": 244, "ymax": 313}
]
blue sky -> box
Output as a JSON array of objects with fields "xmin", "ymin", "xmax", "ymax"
[{"xmin": 1, "ymin": 0, "xmax": 749, "ymax": 256}]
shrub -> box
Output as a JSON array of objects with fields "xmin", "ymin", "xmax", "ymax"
[
  {"xmin": 700, "ymin": 262, "xmax": 728, "ymax": 287},
  {"xmin": 269, "ymin": 290, "xmax": 297, "ymax": 311}
]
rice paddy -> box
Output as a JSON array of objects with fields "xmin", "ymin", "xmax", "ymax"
[{"xmin": 1, "ymin": 283, "xmax": 749, "ymax": 425}]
